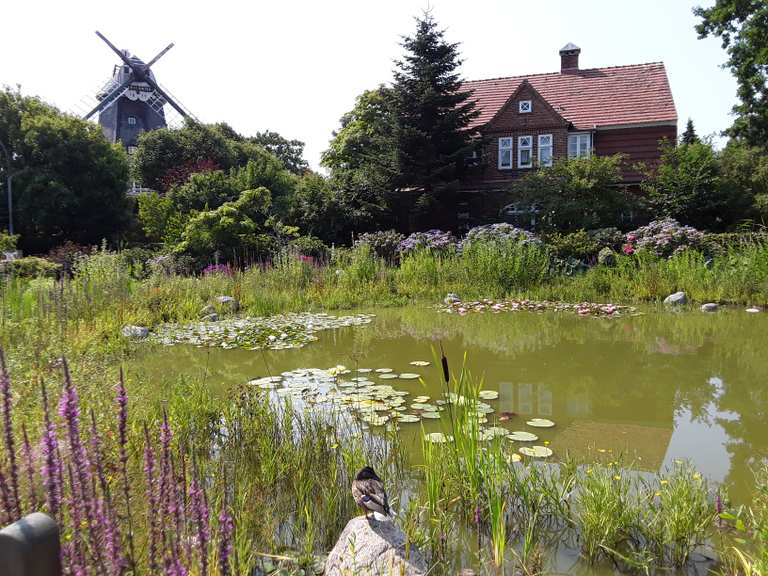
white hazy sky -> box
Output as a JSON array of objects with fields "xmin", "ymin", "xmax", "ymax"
[{"xmin": 2, "ymin": 0, "xmax": 735, "ymax": 170}]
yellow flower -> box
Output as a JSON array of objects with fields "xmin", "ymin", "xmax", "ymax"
[
  {"xmin": 586, "ymin": 468, "xmax": 592, "ymax": 475},
  {"xmin": 654, "ymin": 491, "xmax": 661, "ymax": 497},
  {"xmin": 597, "ymin": 448, "xmax": 607, "ymax": 453},
  {"xmin": 544, "ymin": 440, "xmax": 550, "ymax": 446},
  {"xmin": 613, "ymin": 475, "xmax": 621, "ymax": 481},
  {"xmin": 660, "ymin": 479, "xmax": 668, "ymax": 485}
]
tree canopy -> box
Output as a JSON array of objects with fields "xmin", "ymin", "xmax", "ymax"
[
  {"xmin": 0, "ymin": 87, "xmax": 130, "ymax": 253},
  {"xmin": 695, "ymin": 0, "xmax": 768, "ymax": 146}
]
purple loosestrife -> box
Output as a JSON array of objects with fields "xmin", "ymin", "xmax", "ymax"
[
  {"xmin": 0, "ymin": 350, "xmax": 21, "ymax": 520},
  {"xmin": 0, "ymin": 469, "xmax": 13, "ymax": 524},
  {"xmin": 159, "ymin": 410, "xmax": 175, "ymax": 559},
  {"xmin": 58, "ymin": 361, "xmax": 105, "ymax": 570},
  {"xmin": 21, "ymin": 424, "xmax": 38, "ymax": 511},
  {"xmin": 143, "ymin": 423, "xmax": 160, "ymax": 573},
  {"xmin": 218, "ymin": 507, "xmax": 234, "ymax": 576},
  {"xmin": 66, "ymin": 463, "xmax": 87, "ymax": 576},
  {"xmin": 189, "ymin": 474, "xmax": 210, "ymax": 575},
  {"xmin": 115, "ymin": 372, "xmax": 136, "ymax": 570},
  {"xmin": 40, "ymin": 382, "xmax": 63, "ymax": 520}
]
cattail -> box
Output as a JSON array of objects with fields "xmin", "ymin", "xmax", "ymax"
[
  {"xmin": 440, "ymin": 350, "xmax": 450, "ymax": 384},
  {"xmin": 40, "ymin": 382, "xmax": 62, "ymax": 520},
  {"xmin": 0, "ymin": 350, "xmax": 21, "ymax": 520},
  {"xmin": 21, "ymin": 424, "xmax": 38, "ymax": 511},
  {"xmin": 218, "ymin": 507, "xmax": 234, "ymax": 576},
  {"xmin": 143, "ymin": 423, "xmax": 160, "ymax": 573}
]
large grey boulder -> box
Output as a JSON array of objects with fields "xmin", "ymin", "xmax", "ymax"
[
  {"xmin": 325, "ymin": 516, "xmax": 427, "ymax": 576},
  {"xmin": 121, "ymin": 325, "xmax": 149, "ymax": 339},
  {"xmin": 700, "ymin": 302, "xmax": 719, "ymax": 313},
  {"xmin": 663, "ymin": 291, "xmax": 687, "ymax": 306},
  {"xmin": 199, "ymin": 304, "xmax": 216, "ymax": 317},
  {"xmin": 0, "ymin": 512, "xmax": 61, "ymax": 576}
]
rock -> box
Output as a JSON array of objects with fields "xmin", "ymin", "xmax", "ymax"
[
  {"xmin": 200, "ymin": 313, "xmax": 219, "ymax": 322},
  {"xmin": 199, "ymin": 304, "xmax": 216, "ymax": 317},
  {"xmin": 746, "ymin": 307, "xmax": 761, "ymax": 313},
  {"xmin": 700, "ymin": 303, "xmax": 719, "ymax": 312},
  {"xmin": 663, "ymin": 291, "xmax": 687, "ymax": 306},
  {"xmin": 704, "ymin": 258, "xmax": 714, "ymax": 270},
  {"xmin": 121, "ymin": 325, "xmax": 149, "ymax": 339},
  {"xmin": 444, "ymin": 292, "xmax": 461, "ymax": 305},
  {"xmin": 325, "ymin": 516, "xmax": 427, "ymax": 576},
  {"xmin": 215, "ymin": 295, "xmax": 239, "ymax": 312}
]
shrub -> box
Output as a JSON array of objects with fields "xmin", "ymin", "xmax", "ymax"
[
  {"xmin": 546, "ymin": 230, "xmax": 600, "ymax": 261},
  {"xmin": 290, "ymin": 235, "xmax": 330, "ymax": 261},
  {"xmin": 355, "ymin": 230, "xmax": 405, "ymax": 261},
  {"xmin": 588, "ymin": 227, "xmax": 624, "ymax": 251},
  {"xmin": 398, "ymin": 229, "xmax": 457, "ymax": 255},
  {"xmin": 46, "ymin": 241, "xmax": 94, "ymax": 271},
  {"xmin": 597, "ymin": 247, "xmax": 617, "ymax": 267},
  {"xmin": 459, "ymin": 223, "xmax": 540, "ymax": 251},
  {"xmin": 9, "ymin": 256, "xmax": 61, "ymax": 278},
  {"xmin": 625, "ymin": 218, "xmax": 705, "ymax": 258},
  {"xmin": 147, "ymin": 253, "xmax": 196, "ymax": 276},
  {"xmin": 117, "ymin": 246, "xmax": 157, "ymax": 279},
  {"xmin": 0, "ymin": 231, "xmax": 19, "ymax": 253}
]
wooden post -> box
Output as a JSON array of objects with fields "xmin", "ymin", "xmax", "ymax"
[{"xmin": 0, "ymin": 513, "xmax": 61, "ymax": 576}]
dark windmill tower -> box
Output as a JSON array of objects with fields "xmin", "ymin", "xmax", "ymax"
[{"xmin": 84, "ymin": 31, "xmax": 193, "ymax": 154}]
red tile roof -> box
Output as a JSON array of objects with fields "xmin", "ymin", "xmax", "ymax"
[{"xmin": 463, "ymin": 62, "xmax": 677, "ymax": 130}]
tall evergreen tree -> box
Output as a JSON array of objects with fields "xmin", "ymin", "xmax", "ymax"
[
  {"xmin": 391, "ymin": 11, "xmax": 479, "ymax": 198},
  {"xmin": 681, "ymin": 118, "xmax": 700, "ymax": 145}
]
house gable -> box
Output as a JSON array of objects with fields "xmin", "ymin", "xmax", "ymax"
[{"xmin": 483, "ymin": 81, "xmax": 569, "ymax": 134}]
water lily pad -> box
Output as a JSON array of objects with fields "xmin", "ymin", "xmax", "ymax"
[
  {"xmin": 357, "ymin": 368, "xmax": 373, "ymax": 373},
  {"xmin": 397, "ymin": 414, "xmax": 421, "ymax": 423},
  {"xmin": 398, "ymin": 373, "xmax": 421, "ymax": 380},
  {"xmin": 508, "ymin": 431, "xmax": 538, "ymax": 442},
  {"xmin": 375, "ymin": 368, "xmax": 393, "ymax": 373},
  {"xmin": 409, "ymin": 361, "xmax": 431, "ymax": 366},
  {"xmin": 379, "ymin": 373, "xmax": 398, "ymax": 380},
  {"xmin": 411, "ymin": 403, "xmax": 438, "ymax": 411},
  {"xmin": 479, "ymin": 390, "xmax": 499, "ymax": 400},
  {"xmin": 421, "ymin": 412, "xmax": 441, "ymax": 419},
  {"xmin": 526, "ymin": 418, "xmax": 555, "ymax": 428},
  {"xmin": 413, "ymin": 395, "xmax": 430, "ymax": 403},
  {"xmin": 519, "ymin": 445, "xmax": 553, "ymax": 458},
  {"xmin": 424, "ymin": 432, "xmax": 452, "ymax": 443}
]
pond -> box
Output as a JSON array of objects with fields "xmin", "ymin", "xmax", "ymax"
[{"xmin": 130, "ymin": 304, "xmax": 768, "ymax": 572}]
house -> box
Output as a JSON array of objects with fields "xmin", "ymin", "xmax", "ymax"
[{"xmin": 456, "ymin": 43, "xmax": 677, "ymax": 227}]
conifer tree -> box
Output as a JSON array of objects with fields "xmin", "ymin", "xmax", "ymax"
[
  {"xmin": 681, "ymin": 118, "xmax": 699, "ymax": 145},
  {"xmin": 391, "ymin": 11, "xmax": 479, "ymax": 197}
]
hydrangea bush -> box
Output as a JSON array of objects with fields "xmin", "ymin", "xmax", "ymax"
[
  {"xmin": 398, "ymin": 230, "xmax": 457, "ymax": 255},
  {"xmin": 354, "ymin": 230, "xmax": 405, "ymax": 261},
  {"xmin": 459, "ymin": 223, "xmax": 541, "ymax": 251},
  {"xmin": 624, "ymin": 218, "xmax": 705, "ymax": 258}
]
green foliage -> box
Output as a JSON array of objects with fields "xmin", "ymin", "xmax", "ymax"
[
  {"xmin": 249, "ymin": 130, "xmax": 308, "ymax": 175},
  {"xmin": 1, "ymin": 87, "xmax": 130, "ymax": 253},
  {"xmin": 392, "ymin": 11, "xmax": 479, "ymax": 198},
  {"xmin": 289, "ymin": 235, "xmax": 329, "ymax": 260},
  {"xmin": 681, "ymin": 118, "xmax": 699, "ymax": 145},
  {"xmin": 512, "ymin": 154, "xmax": 633, "ymax": 232},
  {"xmin": 545, "ymin": 230, "xmax": 600, "ymax": 261},
  {"xmin": 8, "ymin": 256, "xmax": 60, "ymax": 278},
  {"xmin": 0, "ymin": 231, "xmax": 18, "ymax": 252},
  {"xmin": 718, "ymin": 140, "xmax": 768, "ymax": 225},
  {"xmin": 597, "ymin": 247, "xmax": 617, "ymax": 267},
  {"xmin": 695, "ymin": 0, "xmax": 768, "ymax": 147},
  {"xmin": 175, "ymin": 187, "xmax": 277, "ymax": 261}
]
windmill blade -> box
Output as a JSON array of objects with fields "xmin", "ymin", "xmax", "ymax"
[
  {"xmin": 143, "ymin": 76, "xmax": 189, "ymax": 119},
  {"xmin": 84, "ymin": 76, "xmax": 133, "ymax": 119},
  {"xmin": 145, "ymin": 43, "xmax": 175, "ymax": 69},
  {"xmin": 95, "ymin": 31, "xmax": 133, "ymax": 66}
]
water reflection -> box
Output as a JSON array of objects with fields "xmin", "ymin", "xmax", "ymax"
[{"xmin": 130, "ymin": 305, "xmax": 768, "ymax": 501}]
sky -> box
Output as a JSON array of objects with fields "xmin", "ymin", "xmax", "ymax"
[{"xmin": 1, "ymin": 0, "xmax": 736, "ymax": 171}]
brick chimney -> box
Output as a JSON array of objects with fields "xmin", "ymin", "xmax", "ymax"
[{"xmin": 560, "ymin": 42, "xmax": 581, "ymax": 72}]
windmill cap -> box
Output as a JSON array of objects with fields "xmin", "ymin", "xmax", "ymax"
[{"xmin": 559, "ymin": 42, "xmax": 581, "ymax": 54}]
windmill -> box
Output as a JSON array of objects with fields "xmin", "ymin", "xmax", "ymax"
[{"xmin": 82, "ymin": 31, "xmax": 195, "ymax": 152}]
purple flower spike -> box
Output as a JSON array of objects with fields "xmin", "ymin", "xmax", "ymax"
[
  {"xmin": 0, "ymin": 350, "xmax": 21, "ymax": 520},
  {"xmin": 218, "ymin": 507, "xmax": 234, "ymax": 576}
]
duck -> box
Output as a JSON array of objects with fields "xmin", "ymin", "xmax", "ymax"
[{"xmin": 352, "ymin": 466, "xmax": 390, "ymax": 518}]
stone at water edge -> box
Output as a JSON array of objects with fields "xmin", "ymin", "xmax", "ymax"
[
  {"xmin": 199, "ymin": 304, "xmax": 216, "ymax": 317},
  {"xmin": 215, "ymin": 295, "xmax": 240, "ymax": 312},
  {"xmin": 700, "ymin": 303, "xmax": 719, "ymax": 313},
  {"xmin": 444, "ymin": 292, "xmax": 461, "ymax": 305},
  {"xmin": 121, "ymin": 325, "xmax": 149, "ymax": 339},
  {"xmin": 200, "ymin": 313, "xmax": 219, "ymax": 322},
  {"xmin": 325, "ymin": 516, "xmax": 427, "ymax": 576},
  {"xmin": 746, "ymin": 307, "xmax": 761, "ymax": 313},
  {"xmin": 663, "ymin": 291, "xmax": 687, "ymax": 306}
]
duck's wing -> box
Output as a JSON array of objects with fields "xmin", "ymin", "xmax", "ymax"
[{"xmin": 352, "ymin": 479, "xmax": 390, "ymax": 515}]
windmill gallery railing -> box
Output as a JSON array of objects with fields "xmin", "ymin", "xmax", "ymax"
[{"xmin": 0, "ymin": 513, "xmax": 61, "ymax": 576}]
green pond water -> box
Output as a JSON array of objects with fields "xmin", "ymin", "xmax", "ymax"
[{"xmin": 130, "ymin": 305, "xmax": 768, "ymax": 572}]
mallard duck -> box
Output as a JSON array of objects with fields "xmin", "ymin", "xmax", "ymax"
[{"xmin": 352, "ymin": 466, "xmax": 390, "ymax": 518}]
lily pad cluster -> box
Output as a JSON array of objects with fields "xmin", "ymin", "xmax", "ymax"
[
  {"xmin": 441, "ymin": 298, "xmax": 635, "ymax": 318},
  {"xmin": 150, "ymin": 312, "xmax": 375, "ymax": 350}
]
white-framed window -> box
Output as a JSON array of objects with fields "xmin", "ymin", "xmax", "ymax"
[
  {"xmin": 518, "ymin": 135, "xmax": 533, "ymax": 168},
  {"xmin": 519, "ymin": 100, "xmax": 532, "ymax": 113},
  {"xmin": 498, "ymin": 137, "xmax": 513, "ymax": 169},
  {"xmin": 538, "ymin": 134, "xmax": 553, "ymax": 167},
  {"xmin": 127, "ymin": 116, "xmax": 137, "ymax": 126},
  {"xmin": 568, "ymin": 133, "xmax": 592, "ymax": 158}
]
